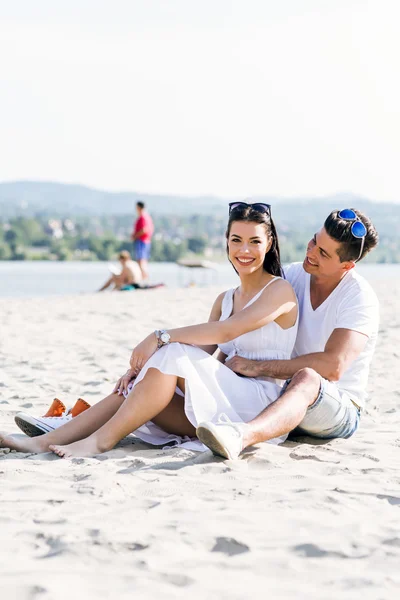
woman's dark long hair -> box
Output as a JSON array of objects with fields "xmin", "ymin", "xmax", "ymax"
[{"xmin": 226, "ymin": 204, "xmax": 283, "ymax": 277}]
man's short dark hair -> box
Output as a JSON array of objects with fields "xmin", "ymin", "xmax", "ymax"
[
  {"xmin": 136, "ymin": 201, "xmax": 145, "ymax": 209},
  {"xmin": 324, "ymin": 209, "xmax": 379, "ymax": 262}
]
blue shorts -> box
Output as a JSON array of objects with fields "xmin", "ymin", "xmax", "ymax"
[
  {"xmin": 286, "ymin": 376, "xmax": 361, "ymax": 439},
  {"xmin": 134, "ymin": 240, "xmax": 151, "ymax": 261}
]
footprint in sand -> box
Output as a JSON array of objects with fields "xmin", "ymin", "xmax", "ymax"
[
  {"xmin": 73, "ymin": 473, "xmax": 92, "ymax": 482},
  {"xmin": 212, "ymin": 536, "xmax": 250, "ymax": 557},
  {"xmin": 377, "ymin": 494, "xmax": 400, "ymax": 505},
  {"xmin": 35, "ymin": 533, "xmax": 69, "ymax": 559},
  {"xmin": 382, "ymin": 537, "xmax": 400, "ymax": 547},
  {"xmin": 160, "ymin": 573, "xmax": 195, "ymax": 588},
  {"xmin": 289, "ymin": 451, "xmax": 340, "ymax": 464},
  {"xmin": 29, "ymin": 585, "xmax": 48, "ymax": 598},
  {"xmin": 117, "ymin": 459, "xmax": 147, "ymax": 474}
]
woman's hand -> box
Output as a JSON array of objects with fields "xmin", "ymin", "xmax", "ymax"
[
  {"xmin": 113, "ymin": 368, "xmax": 137, "ymax": 396},
  {"xmin": 129, "ymin": 332, "xmax": 159, "ymax": 375}
]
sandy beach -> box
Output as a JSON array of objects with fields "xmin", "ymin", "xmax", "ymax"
[{"xmin": 1, "ymin": 280, "xmax": 399, "ymax": 600}]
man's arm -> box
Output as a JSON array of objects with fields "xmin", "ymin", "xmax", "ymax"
[
  {"xmin": 225, "ymin": 328, "xmax": 368, "ymax": 381},
  {"xmin": 132, "ymin": 227, "xmax": 147, "ymax": 240}
]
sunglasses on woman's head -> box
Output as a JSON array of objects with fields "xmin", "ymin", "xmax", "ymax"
[
  {"xmin": 337, "ymin": 209, "xmax": 367, "ymax": 262},
  {"xmin": 228, "ymin": 201, "xmax": 271, "ymax": 215}
]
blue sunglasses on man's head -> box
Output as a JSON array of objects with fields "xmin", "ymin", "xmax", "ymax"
[
  {"xmin": 337, "ymin": 209, "xmax": 367, "ymax": 262},
  {"xmin": 229, "ymin": 201, "xmax": 271, "ymax": 215}
]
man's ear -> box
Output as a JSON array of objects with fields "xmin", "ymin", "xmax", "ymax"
[{"xmin": 343, "ymin": 260, "xmax": 356, "ymax": 272}]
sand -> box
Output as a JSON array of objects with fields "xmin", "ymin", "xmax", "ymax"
[{"xmin": 0, "ymin": 281, "xmax": 399, "ymax": 600}]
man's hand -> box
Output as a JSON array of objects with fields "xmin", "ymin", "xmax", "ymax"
[{"xmin": 224, "ymin": 356, "xmax": 262, "ymax": 378}]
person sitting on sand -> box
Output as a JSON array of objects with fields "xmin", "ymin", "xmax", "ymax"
[
  {"xmin": 196, "ymin": 208, "xmax": 380, "ymax": 459},
  {"xmin": 1, "ymin": 202, "xmax": 299, "ymax": 458},
  {"xmin": 98, "ymin": 250, "xmax": 143, "ymax": 292}
]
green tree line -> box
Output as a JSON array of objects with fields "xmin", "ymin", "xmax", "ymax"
[{"xmin": 0, "ymin": 214, "xmax": 398, "ymax": 263}]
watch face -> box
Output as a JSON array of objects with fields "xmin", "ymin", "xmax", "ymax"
[{"xmin": 160, "ymin": 332, "xmax": 170, "ymax": 343}]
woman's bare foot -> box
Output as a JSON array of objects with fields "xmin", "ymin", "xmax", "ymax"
[
  {"xmin": 49, "ymin": 437, "xmax": 104, "ymax": 459},
  {"xmin": 0, "ymin": 432, "xmax": 50, "ymax": 454}
]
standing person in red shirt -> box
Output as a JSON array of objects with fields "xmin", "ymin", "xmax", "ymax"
[{"xmin": 131, "ymin": 201, "xmax": 154, "ymax": 281}]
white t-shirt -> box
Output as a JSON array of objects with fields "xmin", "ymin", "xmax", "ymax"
[{"xmin": 284, "ymin": 263, "xmax": 379, "ymax": 408}]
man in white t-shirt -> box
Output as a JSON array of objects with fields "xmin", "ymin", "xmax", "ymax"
[{"xmin": 196, "ymin": 208, "xmax": 380, "ymax": 460}]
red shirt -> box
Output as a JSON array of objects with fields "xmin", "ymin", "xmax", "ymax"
[{"xmin": 134, "ymin": 212, "xmax": 154, "ymax": 243}]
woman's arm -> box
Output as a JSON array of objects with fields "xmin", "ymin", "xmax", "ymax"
[
  {"xmin": 197, "ymin": 291, "xmax": 225, "ymax": 355},
  {"xmin": 215, "ymin": 349, "xmax": 228, "ymax": 364},
  {"xmin": 167, "ymin": 279, "xmax": 297, "ymax": 346},
  {"xmin": 129, "ymin": 280, "xmax": 297, "ymax": 373},
  {"xmin": 128, "ymin": 291, "xmax": 224, "ymax": 373}
]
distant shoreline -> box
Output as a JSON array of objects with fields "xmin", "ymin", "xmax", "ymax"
[{"xmin": 0, "ymin": 261, "xmax": 398, "ymax": 300}]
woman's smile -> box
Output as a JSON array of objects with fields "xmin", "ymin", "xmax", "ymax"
[{"xmin": 235, "ymin": 256, "xmax": 256, "ymax": 266}]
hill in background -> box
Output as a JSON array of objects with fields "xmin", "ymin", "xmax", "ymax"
[
  {"xmin": 0, "ymin": 181, "xmax": 226, "ymax": 217},
  {"xmin": 0, "ymin": 181, "xmax": 398, "ymax": 231},
  {"xmin": 1, "ymin": 181, "xmax": 399, "ymax": 263}
]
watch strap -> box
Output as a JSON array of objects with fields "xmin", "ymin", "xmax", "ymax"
[
  {"xmin": 155, "ymin": 329, "xmax": 170, "ymax": 348},
  {"xmin": 154, "ymin": 330, "xmax": 163, "ymax": 349}
]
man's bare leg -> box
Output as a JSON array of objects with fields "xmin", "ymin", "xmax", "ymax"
[
  {"xmin": 138, "ymin": 259, "xmax": 148, "ymax": 281},
  {"xmin": 111, "ymin": 274, "xmax": 126, "ymax": 290},
  {"xmin": 50, "ymin": 369, "xmax": 191, "ymax": 458},
  {"xmin": 98, "ymin": 276, "xmax": 114, "ymax": 292},
  {"xmin": 0, "ymin": 392, "xmax": 125, "ymax": 453},
  {"xmin": 99, "ymin": 274, "xmax": 124, "ymax": 292},
  {"xmin": 242, "ymin": 368, "xmax": 320, "ymax": 448}
]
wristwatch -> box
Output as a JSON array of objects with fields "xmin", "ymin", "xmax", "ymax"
[{"xmin": 155, "ymin": 329, "xmax": 171, "ymax": 349}]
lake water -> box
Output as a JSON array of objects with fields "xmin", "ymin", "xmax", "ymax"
[
  {"xmin": 0, "ymin": 261, "xmax": 237, "ymax": 298},
  {"xmin": 0, "ymin": 261, "xmax": 397, "ymax": 298}
]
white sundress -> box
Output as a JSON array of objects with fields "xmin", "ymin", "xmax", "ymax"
[{"xmin": 125, "ymin": 277, "xmax": 298, "ymax": 451}]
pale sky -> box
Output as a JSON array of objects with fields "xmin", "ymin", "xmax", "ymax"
[{"xmin": 1, "ymin": 0, "xmax": 399, "ymax": 201}]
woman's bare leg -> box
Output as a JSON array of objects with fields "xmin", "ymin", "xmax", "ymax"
[
  {"xmin": 152, "ymin": 394, "xmax": 195, "ymax": 436},
  {"xmin": 50, "ymin": 369, "xmax": 192, "ymax": 458},
  {"xmin": 151, "ymin": 377, "xmax": 194, "ymax": 435},
  {"xmin": 0, "ymin": 392, "xmax": 125, "ymax": 453}
]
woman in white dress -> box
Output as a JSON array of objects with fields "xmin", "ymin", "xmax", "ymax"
[{"xmin": 0, "ymin": 202, "xmax": 298, "ymax": 458}]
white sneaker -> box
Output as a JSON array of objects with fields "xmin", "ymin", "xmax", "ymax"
[
  {"xmin": 14, "ymin": 398, "xmax": 91, "ymax": 437},
  {"xmin": 196, "ymin": 413, "xmax": 244, "ymax": 460},
  {"xmin": 14, "ymin": 412, "xmax": 73, "ymax": 437}
]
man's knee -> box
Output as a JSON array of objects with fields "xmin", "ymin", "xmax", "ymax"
[
  {"xmin": 292, "ymin": 367, "xmax": 320, "ymax": 385},
  {"xmin": 288, "ymin": 368, "xmax": 321, "ymax": 403}
]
